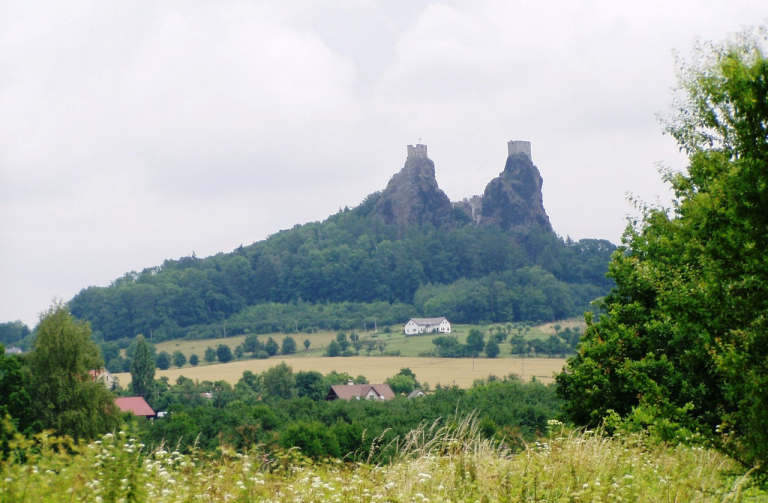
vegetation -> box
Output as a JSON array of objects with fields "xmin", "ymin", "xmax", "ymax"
[
  {"xmin": 1, "ymin": 418, "xmax": 764, "ymax": 502},
  {"xmin": 557, "ymin": 30, "xmax": 768, "ymax": 480},
  {"xmin": 67, "ymin": 201, "xmax": 614, "ymax": 343}
]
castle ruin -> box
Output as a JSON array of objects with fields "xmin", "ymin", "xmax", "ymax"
[
  {"xmin": 507, "ymin": 140, "xmax": 531, "ymax": 162},
  {"xmin": 407, "ymin": 144, "xmax": 428, "ymax": 159}
]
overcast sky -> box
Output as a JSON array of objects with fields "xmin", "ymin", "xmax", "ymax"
[{"xmin": 2, "ymin": 1, "xmax": 766, "ymax": 328}]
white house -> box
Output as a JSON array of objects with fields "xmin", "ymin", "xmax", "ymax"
[{"xmin": 403, "ymin": 317, "xmax": 451, "ymax": 335}]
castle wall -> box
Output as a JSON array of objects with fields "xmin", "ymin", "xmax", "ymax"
[
  {"xmin": 407, "ymin": 144, "xmax": 428, "ymax": 159},
  {"xmin": 507, "ymin": 140, "xmax": 531, "ymax": 161}
]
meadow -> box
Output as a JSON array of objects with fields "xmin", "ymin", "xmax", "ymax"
[
  {"xmin": 114, "ymin": 355, "xmax": 566, "ymax": 388},
  {"xmin": 120, "ymin": 320, "xmax": 579, "ymax": 388},
  {"xmin": 3, "ymin": 418, "xmax": 765, "ymax": 502},
  {"xmin": 150, "ymin": 320, "xmax": 584, "ymax": 360}
]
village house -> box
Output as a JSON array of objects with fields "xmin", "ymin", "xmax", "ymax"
[
  {"xmin": 403, "ymin": 317, "xmax": 451, "ymax": 335},
  {"xmin": 326, "ymin": 382, "xmax": 395, "ymax": 401},
  {"xmin": 114, "ymin": 396, "xmax": 156, "ymax": 419},
  {"xmin": 90, "ymin": 368, "xmax": 119, "ymax": 390}
]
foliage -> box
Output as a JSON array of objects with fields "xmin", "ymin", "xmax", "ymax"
[
  {"xmin": 172, "ymin": 350, "xmax": 186, "ymax": 368},
  {"xmin": 281, "ymin": 336, "xmax": 297, "ymax": 355},
  {"xmin": 484, "ymin": 338, "xmax": 500, "ymax": 358},
  {"xmin": 0, "ymin": 346, "xmax": 33, "ymax": 441},
  {"xmin": 264, "ymin": 337, "xmax": 279, "ymax": 356},
  {"xmin": 155, "ymin": 351, "xmax": 171, "ymax": 370},
  {"xmin": 68, "ymin": 193, "xmax": 615, "ymax": 342},
  {"xmin": 465, "ymin": 328, "xmax": 485, "ymax": 355},
  {"xmin": 131, "ymin": 335, "xmax": 155, "ymax": 399},
  {"xmin": 216, "ymin": 344, "xmax": 233, "ymax": 363},
  {"xmin": 189, "ymin": 353, "xmax": 199, "ymax": 366},
  {"xmin": 27, "ymin": 304, "xmax": 119, "ymax": 440},
  {"xmin": 557, "ymin": 29, "xmax": 768, "ymax": 479},
  {"xmin": 204, "ymin": 346, "xmax": 216, "ymax": 363},
  {"xmin": 0, "ymin": 321, "xmax": 31, "ymax": 349},
  {"xmin": 1, "ymin": 419, "xmax": 764, "ymax": 503}
]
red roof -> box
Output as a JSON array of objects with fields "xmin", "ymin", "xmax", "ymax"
[{"xmin": 115, "ymin": 396, "xmax": 156, "ymax": 417}]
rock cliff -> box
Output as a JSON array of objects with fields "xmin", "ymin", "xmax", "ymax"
[
  {"xmin": 373, "ymin": 145, "xmax": 454, "ymax": 228},
  {"xmin": 475, "ymin": 150, "xmax": 553, "ymax": 232}
]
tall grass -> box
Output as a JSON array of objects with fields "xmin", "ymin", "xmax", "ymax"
[{"xmin": 1, "ymin": 417, "xmax": 765, "ymax": 502}]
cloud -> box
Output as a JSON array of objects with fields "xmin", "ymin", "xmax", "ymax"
[{"xmin": 1, "ymin": 0, "xmax": 767, "ymax": 327}]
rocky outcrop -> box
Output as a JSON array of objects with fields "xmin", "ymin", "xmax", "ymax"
[
  {"xmin": 374, "ymin": 145, "xmax": 454, "ymax": 228},
  {"xmin": 476, "ymin": 150, "xmax": 553, "ymax": 232}
]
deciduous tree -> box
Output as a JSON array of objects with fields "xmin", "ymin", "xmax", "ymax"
[
  {"xmin": 557, "ymin": 29, "xmax": 768, "ymax": 478},
  {"xmin": 28, "ymin": 304, "xmax": 119, "ymax": 439}
]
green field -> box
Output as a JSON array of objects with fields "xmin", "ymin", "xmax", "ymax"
[{"xmin": 150, "ymin": 319, "xmax": 585, "ymax": 362}]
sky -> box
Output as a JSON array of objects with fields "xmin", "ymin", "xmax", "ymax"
[{"xmin": 1, "ymin": 1, "xmax": 767, "ymax": 328}]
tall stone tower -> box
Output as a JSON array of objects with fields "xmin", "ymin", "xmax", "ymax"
[
  {"xmin": 507, "ymin": 140, "xmax": 531, "ymax": 162},
  {"xmin": 407, "ymin": 144, "xmax": 428, "ymax": 159}
]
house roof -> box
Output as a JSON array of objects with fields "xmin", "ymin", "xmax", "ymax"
[
  {"xmin": 327, "ymin": 384, "xmax": 395, "ymax": 401},
  {"xmin": 408, "ymin": 317, "xmax": 448, "ymax": 326},
  {"xmin": 407, "ymin": 389, "xmax": 426, "ymax": 398},
  {"xmin": 115, "ymin": 396, "xmax": 156, "ymax": 417}
]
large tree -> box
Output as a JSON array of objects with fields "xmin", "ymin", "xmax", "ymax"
[
  {"xmin": 27, "ymin": 304, "xmax": 119, "ymax": 440},
  {"xmin": 131, "ymin": 334, "xmax": 155, "ymax": 398},
  {"xmin": 556, "ymin": 30, "xmax": 768, "ymax": 478}
]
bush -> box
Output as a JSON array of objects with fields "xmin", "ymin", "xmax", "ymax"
[{"xmin": 280, "ymin": 421, "xmax": 340, "ymax": 460}]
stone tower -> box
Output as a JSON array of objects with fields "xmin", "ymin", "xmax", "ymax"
[
  {"xmin": 507, "ymin": 140, "xmax": 531, "ymax": 162},
  {"xmin": 407, "ymin": 144, "xmax": 428, "ymax": 159}
]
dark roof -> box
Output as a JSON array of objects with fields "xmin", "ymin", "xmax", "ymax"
[
  {"xmin": 327, "ymin": 384, "xmax": 395, "ymax": 401},
  {"xmin": 115, "ymin": 396, "xmax": 156, "ymax": 417},
  {"xmin": 408, "ymin": 317, "xmax": 448, "ymax": 326}
]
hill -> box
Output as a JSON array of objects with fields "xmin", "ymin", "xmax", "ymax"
[{"xmin": 69, "ymin": 141, "xmax": 615, "ymax": 343}]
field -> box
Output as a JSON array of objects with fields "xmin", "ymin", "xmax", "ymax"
[
  {"xmin": 114, "ymin": 355, "xmax": 566, "ymax": 388},
  {"xmin": 4, "ymin": 419, "xmax": 765, "ymax": 502}
]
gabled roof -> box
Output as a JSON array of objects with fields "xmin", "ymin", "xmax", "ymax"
[
  {"xmin": 115, "ymin": 396, "xmax": 156, "ymax": 417},
  {"xmin": 327, "ymin": 384, "xmax": 395, "ymax": 401},
  {"xmin": 408, "ymin": 317, "xmax": 448, "ymax": 326}
]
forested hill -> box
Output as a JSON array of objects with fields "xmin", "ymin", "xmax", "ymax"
[{"xmin": 69, "ymin": 144, "xmax": 616, "ymax": 342}]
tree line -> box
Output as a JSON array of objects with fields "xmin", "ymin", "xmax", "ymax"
[{"xmin": 67, "ymin": 200, "xmax": 614, "ymax": 343}]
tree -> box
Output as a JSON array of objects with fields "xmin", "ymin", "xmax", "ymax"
[
  {"xmin": 131, "ymin": 334, "xmax": 155, "ymax": 399},
  {"xmin": 217, "ymin": 344, "xmax": 233, "ymax": 363},
  {"xmin": 262, "ymin": 362, "xmax": 295, "ymax": 400},
  {"xmin": 557, "ymin": 30, "xmax": 768, "ymax": 478},
  {"xmin": 465, "ymin": 328, "xmax": 485, "ymax": 355},
  {"xmin": 189, "ymin": 353, "xmax": 199, "ymax": 366},
  {"xmin": 204, "ymin": 346, "xmax": 216, "ymax": 363},
  {"xmin": 234, "ymin": 344, "xmax": 245, "ymax": 359},
  {"xmin": 281, "ymin": 336, "xmax": 297, "ymax": 355},
  {"xmin": 385, "ymin": 374, "xmax": 416, "ymax": 395},
  {"xmin": 303, "ymin": 338, "xmax": 311, "ymax": 352},
  {"xmin": 326, "ymin": 340, "xmax": 341, "ymax": 357},
  {"xmin": 27, "ymin": 304, "xmax": 119, "ymax": 440},
  {"xmin": 264, "ymin": 337, "xmax": 279, "ymax": 356},
  {"xmin": 243, "ymin": 334, "xmax": 261, "ymax": 355},
  {"xmin": 295, "ymin": 370, "xmax": 325, "ymax": 401},
  {"xmin": 485, "ymin": 338, "xmax": 500, "ymax": 358},
  {"xmin": 156, "ymin": 351, "xmax": 171, "ymax": 370},
  {"xmin": 0, "ymin": 345, "xmax": 33, "ymax": 436},
  {"xmin": 172, "ymin": 350, "xmax": 187, "ymax": 368}
]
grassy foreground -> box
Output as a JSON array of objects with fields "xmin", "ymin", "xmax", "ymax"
[{"xmin": 2, "ymin": 420, "xmax": 765, "ymax": 502}]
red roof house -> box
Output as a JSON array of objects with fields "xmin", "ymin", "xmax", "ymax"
[{"xmin": 115, "ymin": 396, "xmax": 156, "ymax": 418}]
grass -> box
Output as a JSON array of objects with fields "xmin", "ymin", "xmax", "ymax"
[
  {"xmin": 2, "ymin": 418, "xmax": 765, "ymax": 502},
  {"xmin": 119, "ymin": 320, "xmax": 582, "ymax": 390},
  {"xmin": 147, "ymin": 319, "xmax": 584, "ymax": 364},
  {"xmin": 113, "ymin": 355, "xmax": 566, "ymax": 389}
]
